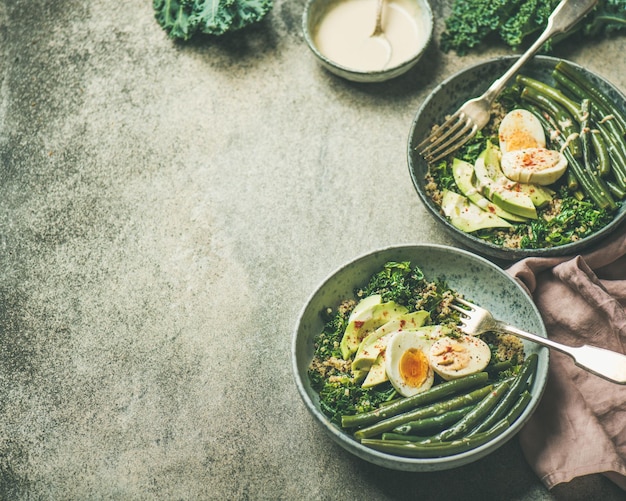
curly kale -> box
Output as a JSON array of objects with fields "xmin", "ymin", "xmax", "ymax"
[
  {"xmin": 308, "ymin": 292, "xmax": 399, "ymax": 426},
  {"xmin": 441, "ymin": 0, "xmax": 626, "ymax": 55},
  {"xmin": 358, "ymin": 261, "xmax": 424, "ymax": 308},
  {"xmin": 516, "ymin": 187, "xmax": 615, "ymax": 249},
  {"xmin": 154, "ymin": 0, "xmax": 273, "ymax": 40}
]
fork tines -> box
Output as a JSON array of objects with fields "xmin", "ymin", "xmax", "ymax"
[
  {"xmin": 417, "ymin": 112, "xmax": 478, "ymax": 163},
  {"xmin": 450, "ymin": 296, "xmax": 474, "ymax": 314}
]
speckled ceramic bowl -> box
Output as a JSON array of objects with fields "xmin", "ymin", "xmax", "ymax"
[
  {"xmin": 408, "ymin": 56, "xmax": 626, "ymax": 261},
  {"xmin": 292, "ymin": 244, "xmax": 549, "ymax": 471},
  {"xmin": 302, "ymin": 0, "xmax": 433, "ymax": 83}
]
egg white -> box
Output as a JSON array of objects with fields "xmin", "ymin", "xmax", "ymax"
[
  {"xmin": 501, "ymin": 147, "xmax": 568, "ymax": 185},
  {"xmin": 385, "ymin": 330, "xmax": 436, "ymax": 397},
  {"xmin": 498, "ymin": 108, "xmax": 568, "ymax": 185},
  {"xmin": 498, "ymin": 109, "xmax": 546, "ymax": 154},
  {"xmin": 427, "ymin": 335, "xmax": 491, "ymax": 381}
]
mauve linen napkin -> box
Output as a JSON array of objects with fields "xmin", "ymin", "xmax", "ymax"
[{"xmin": 506, "ymin": 225, "xmax": 626, "ymax": 490}]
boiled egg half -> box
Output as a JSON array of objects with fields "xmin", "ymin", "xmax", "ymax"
[
  {"xmin": 385, "ymin": 330, "xmax": 435, "ymax": 397},
  {"xmin": 427, "ymin": 334, "xmax": 491, "ymax": 381},
  {"xmin": 498, "ymin": 109, "xmax": 568, "ymax": 186}
]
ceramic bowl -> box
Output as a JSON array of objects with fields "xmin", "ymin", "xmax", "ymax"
[
  {"xmin": 302, "ymin": 0, "xmax": 433, "ymax": 83},
  {"xmin": 292, "ymin": 244, "xmax": 549, "ymax": 471},
  {"xmin": 407, "ymin": 56, "xmax": 626, "ymax": 261}
]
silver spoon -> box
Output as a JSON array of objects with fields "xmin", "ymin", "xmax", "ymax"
[{"xmin": 370, "ymin": 0, "xmax": 392, "ymax": 69}]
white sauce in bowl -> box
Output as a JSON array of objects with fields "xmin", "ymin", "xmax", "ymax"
[{"xmin": 313, "ymin": 0, "xmax": 428, "ymax": 72}]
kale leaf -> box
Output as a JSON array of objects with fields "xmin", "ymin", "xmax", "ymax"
[
  {"xmin": 515, "ymin": 187, "xmax": 614, "ymax": 249},
  {"xmin": 154, "ymin": 0, "xmax": 273, "ymax": 40},
  {"xmin": 441, "ymin": 0, "xmax": 626, "ymax": 55}
]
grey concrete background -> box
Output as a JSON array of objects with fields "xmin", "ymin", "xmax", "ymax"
[{"xmin": 0, "ymin": 0, "xmax": 624, "ymax": 499}]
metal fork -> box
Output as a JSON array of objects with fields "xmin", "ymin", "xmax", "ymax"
[
  {"xmin": 417, "ymin": 0, "xmax": 599, "ymax": 163},
  {"xmin": 451, "ymin": 297, "xmax": 626, "ymax": 385}
]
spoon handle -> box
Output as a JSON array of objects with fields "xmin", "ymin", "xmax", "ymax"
[{"xmin": 372, "ymin": 0, "xmax": 385, "ymax": 36}]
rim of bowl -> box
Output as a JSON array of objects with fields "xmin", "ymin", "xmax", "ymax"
[
  {"xmin": 407, "ymin": 55, "xmax": 626, "ymax": 261},
  {"xmin": 302, "ymin": 0, "xmax": 434, "ymax": 81},
  {"xmin": 292, "ymin": 243, "xmax": 549, "ymax": 470}
]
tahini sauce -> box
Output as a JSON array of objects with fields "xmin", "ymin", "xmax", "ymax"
[{"xmin": 313, "ymin": 0, "xmax": 428, "ymax": 72}]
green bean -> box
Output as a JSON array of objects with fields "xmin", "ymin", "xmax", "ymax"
[
  {"xmin": 580, "ymin": 113, "xmax": 622, "ymax": 206},
  {"xmin": 567, "ymin": 170, "xmax": 579, "ymax": 191},
  {"xmin": 360, "ymin": 419, "xmax": 509, "ymax": 458},
  {"xmin": 341, "ymin": 371, "xmax": 488, "ymax": 429},
  {"xmin": 466, "ymin": 353, "xmax": 538, "ymax": 437},
  {"xmin": 392, "ymin": 405, "xmax": 476, "ymax": 435},
  {"xmin": 486, "ymin": 360, "xmax": 512, "ymax": 375},
  {"xmin": 502, "ymin": 390, "xmax": 532, "ymax": 425},
  {"xmin": 596, "ymin": 121, "xmax": 626, "ymax": 190},
  {"xmin": 552, "ymin": 69, "xmax": 624, "ymax": 143},
  {"xmin": 555, "ymin": 60, "xmax": 626, "ymax": 135},
  {"xmin": 580, "ymin": 99, "xmax": 596, "ymax": 177},
  {"xmin": 520, "ymin": 86, "xmax": 581, "ymax": 158},
  {"xmin": 606, "ymin": 180, "xmax": 626, "ymax": 200},
  {"xmin": 353, "ymin": 385, "xmax": 494, "ymax": 440},
  {"xmin": 523, "ymin": 104, "xmax": 614, "ymax": 210},
  {"xmin": 554, "ymin": 70, "xmax": 626, "ymax": 187},
  {"xmin": 434, "ymin": 381, "xmax": 510, "ymax": 441},
  {"xmin": 525, "ymin": 77, "xmax": 626, "ymax": 194},
  {"xmin": 381, "ymin": 433, "xmax": 438, "ymax": 443},
  {"xmin": 552, "ymin": 70, "xmax": 618, "ymax": 127},
  {"xmin": 521, "ymin": 71, "xmax": 626, "ymax": 189},
  {"xmin": 517, "ymin": 75, "xmax": 582, "ymax": 122},
  {"xmin": 591, "ymin": 129, "xmax": 611, "ymax": 178}
]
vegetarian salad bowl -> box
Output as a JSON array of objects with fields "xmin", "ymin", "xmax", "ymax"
[
  {"xmin": 292, "ymin": 244, "xmax": 549, "ymax": 471},
  {"xmin": 408, "ymin": 56, "xmax": 626, "ymax": 261}
]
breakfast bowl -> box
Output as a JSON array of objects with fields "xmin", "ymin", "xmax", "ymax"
[
  {"xmin": 408, "ymin": 55, "xmax": 626, "ymax": 261},
  {"xmin": 292, "ymin": 244, "xmax": 549, "ymax": 471},
  {"xmin": 302, "ymin": 0, "xmax": 433, "ymax": 83}
]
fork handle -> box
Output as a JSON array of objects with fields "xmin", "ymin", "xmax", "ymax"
[
  {"xmin": 495, "ymin": 320, "xmax": 626, "ymax": 385},
  {"xmin": 482, "ymin": 0, "xmax": 599, "ymax": 105}
]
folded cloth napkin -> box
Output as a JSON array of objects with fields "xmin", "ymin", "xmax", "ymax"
[{"xmin": 507, "ymin": 225, "xmax": 626, "ymax": 490}]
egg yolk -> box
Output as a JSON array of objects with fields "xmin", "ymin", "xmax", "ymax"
[
  {"xmin": 499, "ymin": 128, "xmax": 542, "ymax": 152},
  {"xmin": 399, "ymin": 348, "xmax": 429, "ymax": 388}
]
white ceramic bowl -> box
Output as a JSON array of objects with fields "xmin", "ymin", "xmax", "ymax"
[
  {"xmin": 407, "ymin": 56, "xmax": 626, "ymax": 261},
  {"xmin": 292, "ymin": 244, "xmax": 549, "ymax": 471},
  {"xmin": 302, "ymin": 0, "xmax": 433, "ymax": 83}
]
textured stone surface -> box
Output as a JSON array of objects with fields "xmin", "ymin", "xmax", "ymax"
[{"xmin": 0, "ymin": 0, "xmax": 624, "ymax": 499}]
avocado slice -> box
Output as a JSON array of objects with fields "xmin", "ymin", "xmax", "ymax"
[
  {"xmin": 352, "ymin": 310, "xmax": 430, "ymax": 371},
  {"xmin": 442, "ymin": 190, "xmax": 512, "ymax": 233},
  {"xmin": 339, "ymin": 301, "xmax": 408, "ymax": 359},
  {"xmin": 348, "ymin": 294, "xmax": 381, "ymax": 323},
  {"xmin": 452, "ymin": 158, "xmax": 527, "ymax": 222},
  {"xmin": 352, "ymin": 369, "xmax": 368, "ymax": 384},
  {"xmin": 511, "ymin": 182, "xmax": 554, "ymax": 208},
  {"xmin": 338, "ymin": 295, "xmax": 381, "ymax": 361},
  {"xmin": 474, "ymin": 154, "xmax": 537, "ymax": 219},
  {"xmin": 361, "ymin": 354, "xmax": 387, "ymax": 388},
  {"xmin": 483, "ymin": 142, "xmax": 554, "ymax": 208}
]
